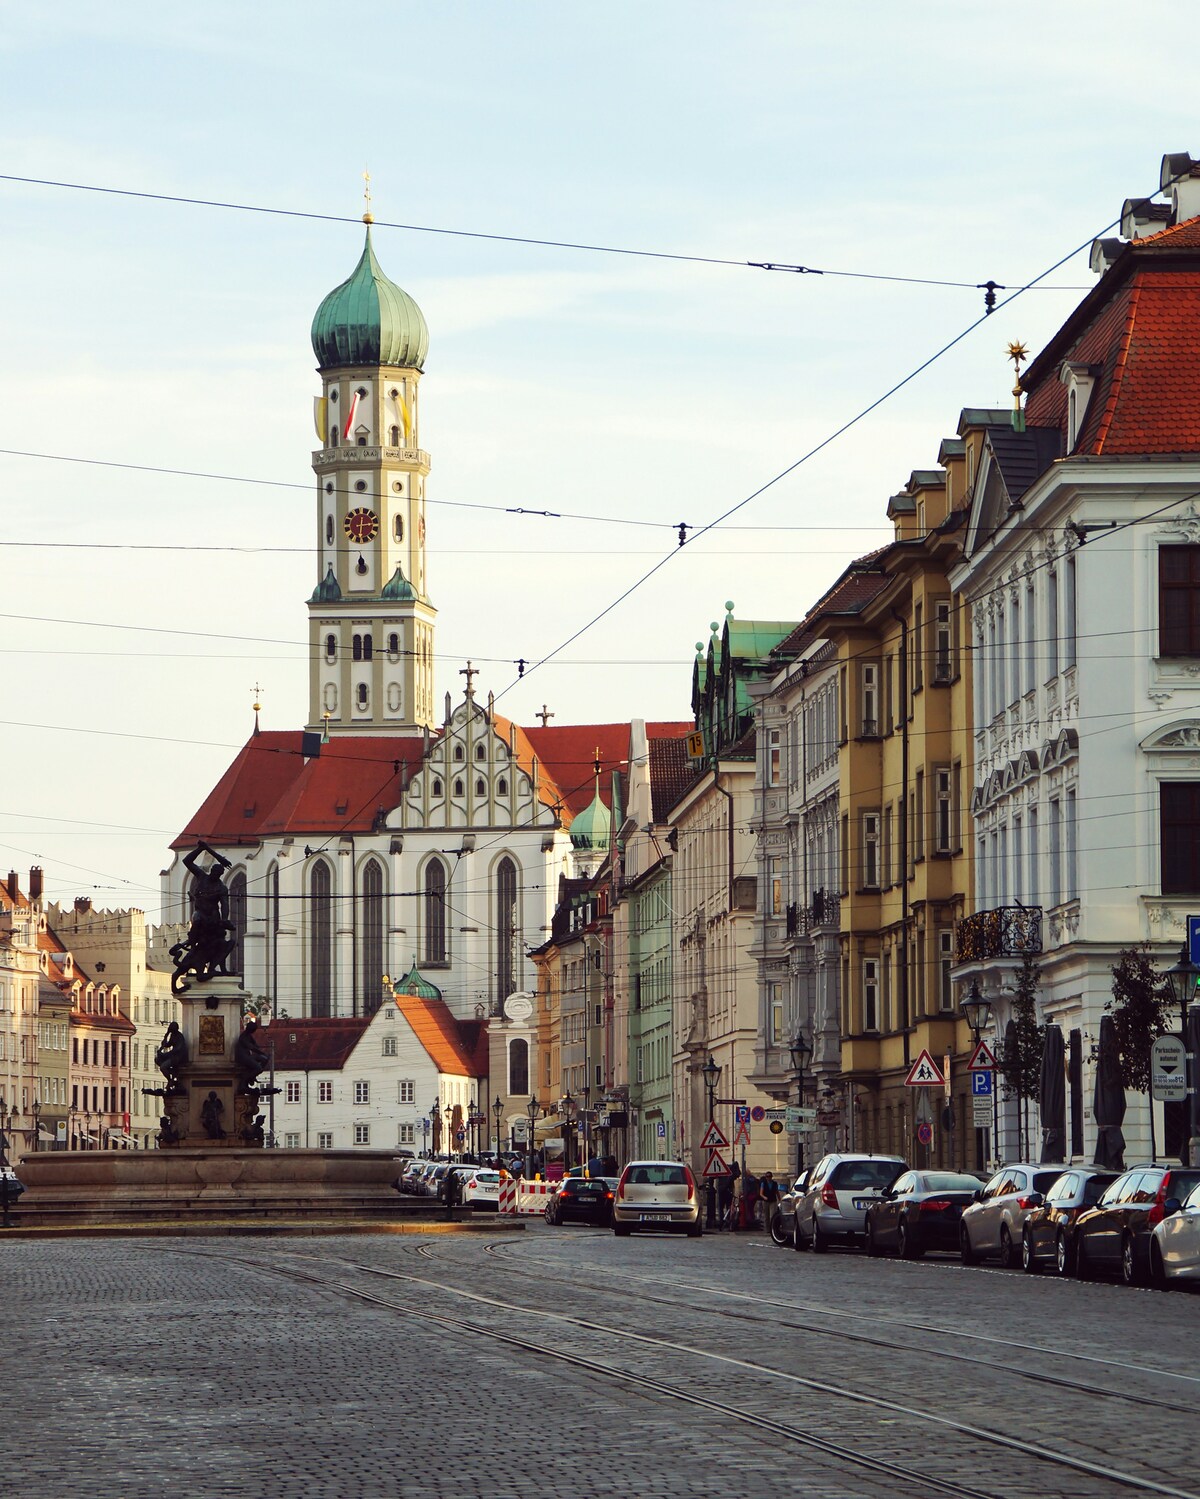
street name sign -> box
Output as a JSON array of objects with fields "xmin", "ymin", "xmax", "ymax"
[
  {"xmin": 904, "ymin": 1050, "xmax": 947, "ymax": 1087},
  {"xmin": 1151, "ymin": 1034, "xmax": 1188, "ymax": 1102},
  {"xmin": 967, "ymin": 1039, "xmax": 998, "ymax": 1071},
  {"xmin": 764, "ymin": 1108, "xmax": 788, "ymax": 1122}
]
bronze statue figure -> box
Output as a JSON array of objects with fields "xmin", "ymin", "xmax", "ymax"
[
  {"xmin": 233, "ymin": 1018, "xmax": 270, "ymax": 1094},
  {"xmin": 169, "ymin": 842, "xmax": 236, "ymax": 994},
  {"xmin": 199, "ymin": 1090, "xmax": 226, "ymax": 1140},
  {"xmin": 154, "ymin": 1020, "xmax": 188, "ymax": 1094},
  {"xmin": 240, "ymin": 1112, "xmax": 266, "ymax": 1147},
  {"xmin": 158, "ymin": 1114, "xmax": 182, "ymax": 1147}
]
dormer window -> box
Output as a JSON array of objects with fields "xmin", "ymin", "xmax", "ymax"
[{"xmin": 1061, "ymin": 361, "xmax": 1099, "ymax": 451}]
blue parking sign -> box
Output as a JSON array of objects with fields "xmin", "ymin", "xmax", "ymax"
[
  {"xmin": 971, "ymin": 1070, "xmax": 993, "ymax": 1097},
  {"xmin": 1189, "ymin": 915, "xmax": 1200, "ymax": 966}
]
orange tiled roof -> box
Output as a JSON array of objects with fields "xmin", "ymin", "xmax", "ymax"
[{"xmin": 393, "ymin": 992, "xmax": 488, "ymax": 1075}]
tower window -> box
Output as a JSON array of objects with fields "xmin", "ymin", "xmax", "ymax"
[
  {"xmin": 390, "ymin": 425, "xmax": 400, "ymax": 446},
  {"xmin": 325, "ymin": 482, "xmax": 334, "ymax": 494},
  {"xmin": 331, "ymin": 425, "xmax": 339, "ymax": 447},
  {"xmin": 352, "ymin": 634, "xmax": 373, "ymax": 662},
  {"xmin": 357, "ymin": 683, "xmax": 369, "ymax": 709},
  {"xmin": 393, "ymin": 515, "xmax": 403, "ymax": 541},
  {"xmin": 356, "ymin": 386, "xmax": 368, "ymax": 398},
  {"xmin": 355, "ymin": 480, "xmax": 366, "ymax": 493},
  {"xmin": 388, "ymin": 632, "xmax": 400, "ymax": 657},
  {"xmin": 498, "ymin": 777, "xmax": 508, "ymax": 796},
  {"xmin": 325, "ymin": 515, "xmax": 334, "ymax": 544},
  {"xmin": 325, "ymin": 634, "xmax": 337, "ymax": 662},
  {"xmin": 363, "ymin": 635, "xmax": 372, "ymax": 661},
  {"xmin": 356, "ymin": 555, "xmax": 368, "ymax": 575},
  {"xmin": 432, "ymin": 778, "xmax": 443, "ymax": 796},
  {"xmin": 357, "ymin": 436, "xmax": 367, "ymax": 448}
]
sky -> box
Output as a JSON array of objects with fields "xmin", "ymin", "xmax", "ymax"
[{"xmin": 1, "ymin": 1, "xmax": 1195, "ymax": 920}]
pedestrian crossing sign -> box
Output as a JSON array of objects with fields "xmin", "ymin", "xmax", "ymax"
[
  {"xmin": 700, "ymin": 1120, "xmax": 729, "ymax": 1150},
  {"xmin": 904, "ymin": 1049, "xmax": 947, "ymax": 1087}
]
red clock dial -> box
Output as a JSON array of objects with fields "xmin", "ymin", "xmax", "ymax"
[{"xmin": 344, "ymin": 507, "xmax": 379, "ymax": 543}]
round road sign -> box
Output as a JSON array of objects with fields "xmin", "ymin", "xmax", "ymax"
[
  {"xmin": 769, "ymin": 1119, "xmax": 784, "ymax": 1135},
  {"xmin": 916, "ymin": 1121, "xmax": 934, "ymax": 1146}
]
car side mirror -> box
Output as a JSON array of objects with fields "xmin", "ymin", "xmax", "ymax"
[
  {"xmin": 972, "ymin": 1188, "xmax": 983, "ymax": 1203},
  {"xmin": 879, "ymin": 1188, "xmax": 893, "ymax": 1201},
  {"xmin": 1163, "ymin": 1197, "xmax": 1182, "ymax": 1218}
]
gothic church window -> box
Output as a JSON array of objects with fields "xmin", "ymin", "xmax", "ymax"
[
  {"xmin": 228, "ymin": 871, "xmax": 247, "ymax": 980},
  {"xmin": 476, "ymin": 744, "xmax": 486, "ymax": 761},
  {"xmin": 454, "ymin": 744, "xmax": 464, "ymax": 762},
  {"xmin": 310, "ymin": 862, "xmax": 333, "ymax": 1017},
  {"xmin": 475, "ymin": 778, "xmax": 486, "ymax": 796},
  {"xmin": 360, "ymin": 860, "xmax": 385, "ymax": 1014},
  {"xmin": 454, "ymin": 778, "xmax": 464, "ymax": 797},
  {"xmin": 425, "ymin": 858, "xmax": 447, "ymax": 963},
  {"xmin": 498, "ymin": 777, "xmax": 508, "ymax": 796},
  {"xmin": 495, "ymin": 857, "xmax": 518, "ymax": 1003}
]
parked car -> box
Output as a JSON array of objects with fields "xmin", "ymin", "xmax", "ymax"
[
  {"xmin": 1020, "ymin": 1168, "xmax": 1118, "ymax": 1275},
  {"xmin": 864, "ymin": 1170, "xmax": 983, "ymax": 1259},
  {"xmin": 792, "ymin": 1153, "xmax": 906, "ymax": 1253},
  {"xmin": 1074, "ymin": 1164, "xmax": 1200, "ymax": 1285},
  {"xmin": 959, "ymin": 1164, "xmax": 1064, "ymax": 1268},
  {"xmin": 546, "ymin": 1177, "xmax": 617, "ymax": 1226},
  {"xmin": 394, "ymin": 1160, "xmax": 430, "ymax": 1194},
  {"xmin": 770, "ymin": 1171, "xmax": 809, "ymax": 1246},
  {"xmin": 1150, "ymin": 1179, "xmax": 1200, "ymax": 1285},
  {"xmin": 461, "ymin": 1168, "xmax": 501, "ymax": 1210},
  {"xmin": 612, "ymin": 1160, "xmax": 701, "ymax": 1237}
]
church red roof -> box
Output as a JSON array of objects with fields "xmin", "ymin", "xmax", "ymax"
[
  {"xmin": 394, "ymin": 992, "xmax": 489, "ymax": 1076},
  {"xmin": 519, "ymin": 721, "xmax": 692, "ymax": 819}
]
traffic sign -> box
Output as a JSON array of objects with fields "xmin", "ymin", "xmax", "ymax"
[
  {"xmin": 967, "ymin": 1039, "xmax": 998, "ymax": 1071},
  {"xmin": 904, "ymin": 1049, "xmax": 947, "ymax": 1087},
  {"xmin": 972, "ymin": 1095, "xmax": 992, "ymax": 1128},
  {"xmin": 702, "ymin": 1151, "xmax": 731, "ymax": 1178},
  {"xmin": 1188, "ymin": 914, "xmax": 1200, "ymax": 966},
  {"xmin": 769, "ymin": 1120, "xmax": 784, "ymax": 1135},
  {"xmin": 700, "ymin": 1120, "xmax": 729, "ymax": 1150},
  {"xmin": 655, "ymin": 1121, "xmax": 667, "ymax": 1138},
  {"xmin": 764, "ymin": 1108, "xmax": 788, "ymax": 1122},
  {"xmin": 916, "ymin": 1121, "xmax": 933, "ymax": 1146},
  {"xmin": 750, "ymin": 1105, "xmax": 766, "ymax": 1123},
  {"xmin": 734, "ymin": 1105, "xmax": 751, "ymax": 1126},
  {"xmin": 1151, "ymin": 1034, "xmax": 1188, "ymax": 1102},
  {"xmin": 971, "ymin": 1070, "xmax": 993, "ymax": 1097},
  {"xmin": 734, "ymin": 1122, "xmax": 752, "ymax": 1147}
]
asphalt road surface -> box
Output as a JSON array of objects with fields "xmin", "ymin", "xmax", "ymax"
[{"xmin": 4, "ymin": 1223, "xmax": 1198, "ymax": 1499}]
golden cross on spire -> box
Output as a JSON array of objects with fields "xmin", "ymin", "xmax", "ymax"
[
  {"xmin": 362, "ymin": 167, "xmax": 373, "ymax": 225},
  {"xmin": 252, "ymin": 682, "xmax": 263, "ymax": 736}
]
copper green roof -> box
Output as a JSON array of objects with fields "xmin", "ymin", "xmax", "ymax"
[
  {"xmin": 310, "ymin": 565, "xmax": 342, "ymax": 603},
  {"xmin": 311, "ymin": 228, "xmax": 429, "ymax": 371},
  {"xmin": 380, "ymin": 564, "xmax": 417, "ymax": 602},
  {"xmin": 392, "ymin": 958, "xmax": 442, "ymax": 1001},
  {"xmin": 570, "ymin": 780, "xmax": 612, "ymax": 851}
]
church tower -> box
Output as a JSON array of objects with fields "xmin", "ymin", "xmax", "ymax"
[{"xmin": 307, "ymin": 212, "xmax": 436, "ymax": 734}]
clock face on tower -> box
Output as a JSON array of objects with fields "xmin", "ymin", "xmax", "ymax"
[{"xmin": 344, "ymin": 507, "xmax": 379, "ymax": 543}]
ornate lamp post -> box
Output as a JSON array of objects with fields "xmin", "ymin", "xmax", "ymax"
[
  {"xmin": 68, "ymin": 1103, "xmax": 77, "ymax": 1153},
  {"xmin": 701, "ymin": 1055, "xmax": 720, "ymax": 1228},
  {"xmin": 465, "ymin": 1099, "xmax": 478, "ymax": 1160},
  {"xmin": 492, "ymin": 1094, "xmax": 504, "ymax": 1166},
  {"xmin": 1164, "ymin": 946, "xmax": 1200, "ymax": 1164},
  {"xmin": 29, "ymin": 1098, "xmax": 40, "ymax": 1154},
  {"xmin": 525, "ymin": 1095, "xmax": 541, "ymax": 1178},
  {"xmin": 790, "ymin": 1029, "xmax": 813, "ymax": 1177},
  {"xmin": 420, "ymin": 1114, "xmax": 430, "ymax": 1157},
  {"xmin": 430, "ymin": 1100, "xmax": 441, "ymax": 1158},
  {"xmin": 560, "ymin": 1088, "xmax": 574, "ymax": 1171},
  {"xmin": 961, "ymin": 981, "xmax": 995, "ymax": 1168},
  {"xmin": 581, "ymin": 1083, "xmax": 592, "ymax": 1172}
]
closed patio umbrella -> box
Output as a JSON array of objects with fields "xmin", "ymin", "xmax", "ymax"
[
  {"xmin": 1039, "ymin": 1023, "xmax": 1066, "ymax": 1164},
  {"xmin": 1093, "ymin": 1014, "xmax": 1126, "ymax": 1171}
]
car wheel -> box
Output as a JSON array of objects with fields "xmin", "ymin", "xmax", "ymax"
[
  {"xmin": 1021, "ymin": 1230, "xmax": 1039, "ymax": 1274},
  {"xmin": 770, "ymin": 1211, "xmax": 789, "ymax": 1247},
  {"xmin": 866, "ymin": 1221, "xmax": 883, "ymax": 1258},
  {"xmin": 811, "ymin": 1217, "xmax": 828, "ymax": 1254},
  {"xmin": 1055, "ymin": 1230, "xmax": 1073, "ymax": 1277},
  {"xmin": 959, "ymin": 1224, "xmax": 977, "ymax": 1266},
  {"xmin": 791, "ymin": 1213, "xmax": 807, "ymax": 1252},
  {"xmin": 998, "ymin": 1226, "xmax": 1017, "ymax": 1270},
  {"xmin": 544, "ymin": 1204, "xmax": 555, "ymax": 1223},
  {"xmin": 898, "ymin": 1222, "xmax": 922, "ymax": 1260},
  {"xmin": 1121, "ymin": 1232, "xmax": 1144, "ymax": 1287},
  {"xmin": 1150, "ymin": 1240, "xmax": 1167, "ymax": 1289},
  {"xmin": 613, "ymin": 1224, "xmax": 631, "ymax": 1238},
  {"xmin": 1075, "ymin": 1235, "xmax": 1091, "ymax": 1281},
  {"xmin": 687, "ymin": 1223, "xmax": 703, "ymax": 1239}
]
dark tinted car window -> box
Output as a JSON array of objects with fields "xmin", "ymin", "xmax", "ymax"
[
  {"xmin": 1082, "ymin": 1175, "xmax": 1114, "ymax": 1205},
  {"xmin": 1032, "ymin": 1172, "xmax": 1062, "ymax": 1194},
  {"xmin": 832, "ymin": 1160, "xmax": 903, "ymax": 1190},
  {"xmin": 1164, "ymin": 1170, "xmax": 1200, "ymax": 1200},
  {"xmin": 922, "ymin": 1173, "xmax": 983, "ymax": 1192}
]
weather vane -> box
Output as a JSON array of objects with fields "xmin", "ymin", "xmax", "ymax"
[{"xmin": 1007, "ymin": 340, "xmax": 1029, "ymax": 432}]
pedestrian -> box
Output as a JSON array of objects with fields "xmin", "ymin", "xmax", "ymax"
[
  {"xmin": 717, "ymin": 1169, "xmax": 734, "ymax": 1230},
  {"xmin": 758, "ymin": 1169, "xmax": 780, "ymax": 1231},
  {"xmin": 444, "ymin": 1167, "xmax": 461, "ymax": 1212},
  {"xmin": 741, "ymin": 1169, "xmax": 759, "ymax": 1231}
]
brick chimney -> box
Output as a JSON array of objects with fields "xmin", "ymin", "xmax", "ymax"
[
  {"xmin": 28, "ymin": 867, "xmax": 43, "ymax": 902},
  {"xmin": 6, "ymin": 871, "xmax": 18, "ymax": 900}
]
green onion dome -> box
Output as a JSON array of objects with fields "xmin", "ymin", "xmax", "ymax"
[
  {"xmin": 570, "ymin": 781, "xmax": 612, "ymax": 851},
  {"xmin": 380, "ymin": 565, "xmax": 417, "ymax": 602},
  {"xmin": 311, "ymin": 228, "xmax": 429, "ymax": 371},
  {"xmin": 392, "ymin": 959, "xmax": 442, "ymax": 1000},
  {"xmin": 310, "ymin": 565, "xmax": 342, "ymax": 603}
]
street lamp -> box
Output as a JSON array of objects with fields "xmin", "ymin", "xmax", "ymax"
[
  {"xmin": 961, "ymin": 980, "xmax": 993, "ymax": 1042},
  {"xmin": 582, "ymin": 1083, "xmax": 592, "ymax": 1172},
  {"xmin": 561, "ymin": 1088, "xmax": 574, "ymax": 1171},
  {"xmin": 790, "ymin": 1029, "xmax": 812, "ymax": 1177},
  {"xmin": 466, "ymin": 1099, "xmax": 478, "ymax": 1160},
  {"xmin": 430, "ymin": 1100, "xmax": 441, "ymax": 1158},
  {"xmin": 30, "ymin": 1098, "xmax": 40, "ymax": 1154},
  {"xmin": 68, "ymin": 1103, "xmax": 77, "ymax": 1152},
  {"xmin": 492, "ymin": 1094, "xmax": 504, "ymax": 1166},
  {"xmin": 0, "ymin": 1114, "xmax": 13, "ymax": 1228},
  {"xmin": 525, "ymin": 1096, "xmax": 541, "ymax": 1178},
  {"xmin": 420, "ymin": 1115, "xmax": 430, "ymax": 1157},
  {"xmin": 701, "ymin": 1055, "xmax": 720, "ymax": 1229},
  {"xmin": 1164, "ymin": 944, "xmax": 1199, "ymax": 1033}
]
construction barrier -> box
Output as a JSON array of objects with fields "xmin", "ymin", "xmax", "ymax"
[{"xmin": 499, "ymin": 1179, "xmax": 558, "ymax": 1216}]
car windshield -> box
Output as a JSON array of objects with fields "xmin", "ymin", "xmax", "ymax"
[
  {"xmin": 832, "ymin": 1160, "xmax": 903, "ymax": 1191},
  {"xmin": 921, "ymin": 1173, "xmax": 982, "ymax": 1192}
]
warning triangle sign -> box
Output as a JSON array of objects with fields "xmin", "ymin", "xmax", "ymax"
[
  {"xmin": 700, "ymin": 1120, "xmax": 729, "ymax": 1150},
  {"xmin": 904, "ymin": 1049, "xmax": 947, "ymax": 1087},
  {"xmin": 702, "ymin": 1151, "xmax": 731, "ymax": 1178},
  {"xmin": 967, "ymin": 1039, "xmax": 998, "ymax": 1071}
]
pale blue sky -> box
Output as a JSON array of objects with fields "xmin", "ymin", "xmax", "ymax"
[{"xmin": 0, "ymin": 1, "xmax": 1192, "ymax": 914}]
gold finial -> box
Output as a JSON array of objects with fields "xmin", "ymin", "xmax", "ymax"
[
  {"xmin": 362, "ymin": 167, "xmax": 373, "ymax": 225},
  {"xmin": 321, "ymin": 710, "xmax": 332, "ymax": 744},
  {"xmin": 1007, "ymin": 341, "xmax": 1029, "ymax": 432},
  {"xmin": 252, "ymin": 682, "xmax": 263, "ymax": 736}
]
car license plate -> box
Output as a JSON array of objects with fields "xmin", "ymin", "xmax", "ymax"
[
  {"xmin": 853, "ymin": 1197, "xmax": 874, "ymax": 1210},
  {"xmin": 640, "ymin": 1213, "xmax": 671, "ymax": 1222}
]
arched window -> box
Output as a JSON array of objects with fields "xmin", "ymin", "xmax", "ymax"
[
  {"xmin": 496, "ymin": 857, "xmax": 518, "ymax": 1003},
  {"xmin": 388, "ymin": 632, "xmax": 399, "ymax": 657},
  {"xmin": 228, "ymin": 871, "xmax": 247, "ymax": 980},
  {"xmin": 352, "ymin": 635, "xmax": 363, "ymax": 662},
  {"xmin": 360, "ymin": 860, "xmax": 385, "ymax": 1015},
  {"xmin": 357, "ymin": 434, "xmax": 367, "ymax": 448},
  {"xmin": 325, "ymin": 515, "xmax": 334, "ymax": 544},
  {"xmin": 425, "ymin": 858, "xmax": 447, "ymax": 963},
  {"xmin": 325, "ymin": 634, "xmax": 337, "ymax": 662},
  {"xmin": 331, "ymin": 425, "xmax": 339, "ymax": 447},
  {"xmin": 310, "ymin": 862, "xmax": 333, "ymax": 1017},
  {"xmin": 432, "ymin": 778, "xmax": 443, "ymax": 796},
  {"xmin": 389, "ymin": 424, "xmax": 400, "ymax": 446},
  {"xmin": 497, "ymin": 777, "xmax": 508, "ymax": 796},
  {"xmin": 357, "ymin": 683, "xmax": 369, "ymax": 710},
  {"xmin": 393, "ymin": 515, "xmax": 403, "ymax": 541},
  {"xmin": 362, "ymin": 635, "xmax": 373, "ymax": 662},
  {"xmin": 454, "ymin": 743, "xmax": 464, "ymax": 762},
  {"xmin": 508, "ymin": 1037, "xmax": 529, "ymax": 1096},
  {"xmin": 475, "ymin": 743, "xmax": 486, "ymax": 761},
  {"xmin": 268, "ymin": 863, "xmax": 280, "ymax": 1004},
  {"xmin": 475, "ymin": 778, "xmax": 486, "ymax": 796},
  {"xmin": 453, "ymin": 778, "xmax": 464, "ymax": 797}
]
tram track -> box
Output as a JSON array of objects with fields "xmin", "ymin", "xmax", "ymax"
[{"xmin": 167, "ymin": 1240, "xmax": 1200, "ymax": 1499}]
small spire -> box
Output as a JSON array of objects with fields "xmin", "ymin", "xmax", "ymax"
[
  {"xmin": 252, "ymin": 682, "xmax": 263, "ymax": 737},
  {"xmin": 321, "ymin": 711, "xmax": 331, "ymax": 744},
  {"xmin": 1008, "ymin": 341, "xmax": 1029, "ymax": 433},
  {"xmin": 460, "ymin": 660, "xmax": 478, "ymax": 696},
  {"xmin": 362, "ymin": 167, "xmax": 373, "ymax": 225}
]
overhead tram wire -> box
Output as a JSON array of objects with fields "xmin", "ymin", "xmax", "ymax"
[{"xmin": 0, "ymin": 172, "xmax": 1089, "ymax": 295}]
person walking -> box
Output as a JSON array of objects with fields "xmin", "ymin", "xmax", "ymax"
[{"xmin": 758, "ymin": 1170, "xmax": 780, "ymax": 1232}]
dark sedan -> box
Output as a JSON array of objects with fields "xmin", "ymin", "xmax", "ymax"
[
  {"xmin": 1075, "ymin": 1164, "xmax": 1200, "ymax": 1285},
  {"xmin": 865, "ymin": 1170, "xmax": 983, "ymax": 1259},
  {"xmin": 1020, "ymin": 1168, "xmax": 1118, "ymax": 1275},
  {"xmin": 545, "ymin": 1177, "xmax": 617, "ymax": 1227}
]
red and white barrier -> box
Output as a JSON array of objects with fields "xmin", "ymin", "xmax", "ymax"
[{"xmin": 499, "ymin": 1179, "xmax": 558, "ymax": 1216}]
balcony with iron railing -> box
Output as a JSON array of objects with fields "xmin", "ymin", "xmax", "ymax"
[{"xmin": 955, "ymin": 905, "xmax": 1043, "ymax": 963}]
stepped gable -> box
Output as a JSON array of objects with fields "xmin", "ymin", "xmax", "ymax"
[
  {"xmin": 1023, "ymin": 212, "xmax": 1200, "ymax": 456},
  {"xmin": 172, "ymin": 731, "xmax": 426, "ymax": 848},
  {"xmin": 262, "ymin": 1016, "xmax": 371, "ymax": 1070},
  {"xmin": 393, "ymin": 991, "xmax": 488, "ymax": 1075}
]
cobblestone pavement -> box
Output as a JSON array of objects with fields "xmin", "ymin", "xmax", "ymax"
[{"xmin": 3, "ymin": 1222, "xmax": 1199, "ymax": 1499}]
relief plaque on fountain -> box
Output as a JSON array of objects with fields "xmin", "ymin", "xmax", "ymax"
[{"xmin": 143, "ymin": 842, "xmax": 276, "ymax": 1147}]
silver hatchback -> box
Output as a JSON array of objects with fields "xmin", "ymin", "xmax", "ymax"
[
  {"xmin": 959, "ymin": 1163, "xmax": 1065, "ymax": 1268},
  {"xmin": 612, "ymin": 1160, "xmax": 701, "ymax": 1237},
  {"xmin": 792, "ymin": 1153, "xmax": 906, "ymax": 1253}
]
